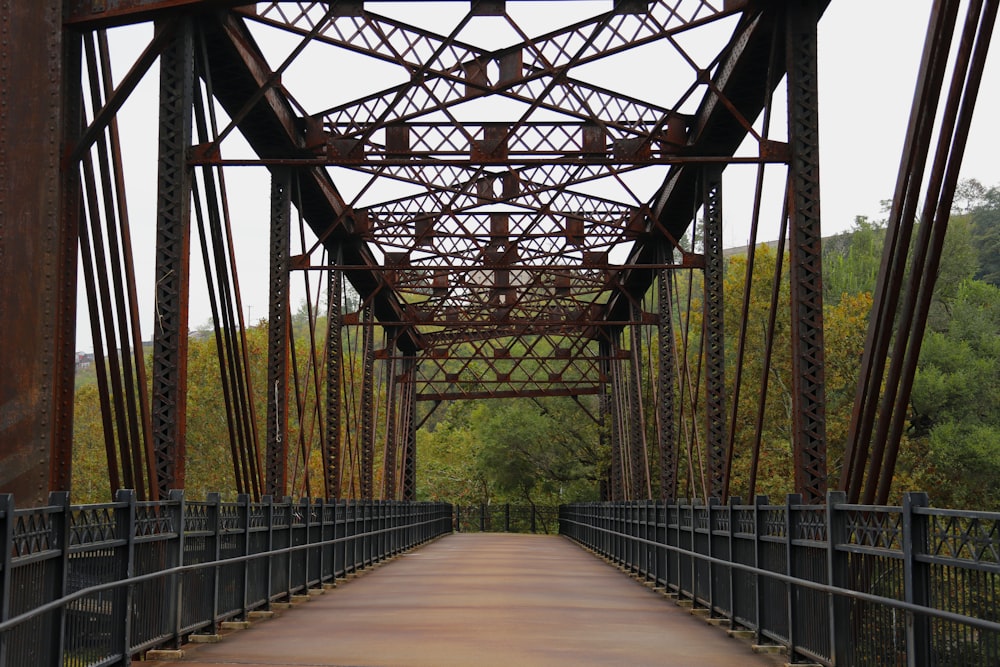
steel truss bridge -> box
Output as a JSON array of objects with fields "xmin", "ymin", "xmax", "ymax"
[{"xmin": 0, "ymin": 0, "xmax": 997, "ymax": 614}]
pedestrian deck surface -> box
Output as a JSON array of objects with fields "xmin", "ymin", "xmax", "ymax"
[{"xmin": 154, "ymin": 533, "xmax": 784, "ymax": 667}]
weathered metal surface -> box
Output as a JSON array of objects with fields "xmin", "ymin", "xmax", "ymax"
[
  {"xmin": 0, "ymin": 1, "xmax": 76, "ymax": 506},
  {"xmin": 785, "ymin": 1, "xmax": 828, "ymax": 504},
  {"xmin": 702, "ymin": 169, "xmax": 726, "ymax": 499},
  {"xmin": 265, "ymin": 169, "xmax": 291, "ymax": 498},
  {"xmin": 148, "ymin": 19, "xmax": 195, "ymax": 500}
]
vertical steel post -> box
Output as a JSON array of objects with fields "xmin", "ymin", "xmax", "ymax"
[
  {"xmin": 401, "ymin": 355, "xmax": 418, "ymax": 502},
  {"xmin": 382, "ymin": 336, "xmax": 398, "ymax": 500},
  {"xmin": 265, "ymin": 169, "xmax": 291, "ymax": 497},
  {"xmin": 0, "ymin": 0, "xmax": 77, "ymax": 504},
  {"xmin": 658, "ymin": 253, "xmax": 677, "ymax": 501},
  {"xmin": 702, "ymin": 169, "xmax": 726, "ymax": 499},
  {"xmin": 628, "ymin": 302, "xmax": 649, "ymax": 499},
  {"xmin": 785, "ymin": 1, "xmax": 828, "ymax": 503},
  {"xmin": 150, "ymin": 19, "xmax": 195, "ymax": 499},
  {"xmin": 607, "ymin": 336, "xmax": 626, "ymax": 501},
  {"xmin": 325, "ymin": 259, "xmax": 343, "ymax": 499},
  {"xmin": 359, "ymin": 306, "xmax": 376, "ymax": 500},
  {"xmin": 598, "ymin": 339, "xmax": 613, "ymax": 501}
]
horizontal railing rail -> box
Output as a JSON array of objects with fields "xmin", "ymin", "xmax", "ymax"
[
  {"xmin": 0, "ymin": 491, "xmax": 452, "ymax": 667},
  {"xmin": 560, "ymin": 492, "xmax": 1000, "ymax": 667}
]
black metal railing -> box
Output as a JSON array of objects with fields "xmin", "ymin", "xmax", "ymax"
[
  {"xmin": 453, "ymin": 504, "xmax": 558, "ymax": 534},
  {"xmin": 0, "ymin": 491, "xmax": 452, "ymax": 667},
  {"xmin": 560, "ymin": 492, "xmax": 1000, "ymax": 667}
]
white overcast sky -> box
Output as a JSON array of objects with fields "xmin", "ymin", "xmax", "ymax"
[{"xmin": 76, "ymin": 0, "xmax": 999, "ymax": 353}]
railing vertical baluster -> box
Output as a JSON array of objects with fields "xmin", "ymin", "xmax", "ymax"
[
  {"xmin": 903, "ymin": 492, "xmax": 931, "ymax": 667},
  {"xmin": 826, "ymin": 491, "xmax": 850, "ymax": 665}
]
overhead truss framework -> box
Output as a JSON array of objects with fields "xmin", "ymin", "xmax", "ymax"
[{"xmin": 28, "ymin": 0, "xmax": 963, "ymax": 504}]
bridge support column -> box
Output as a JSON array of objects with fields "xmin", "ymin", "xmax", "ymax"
[
  {"xmin": 702, "ymin": 169, "xmax": 725, "ymax": 500},
  {"xmin": 0, "ymin": 2, "xmax": 79, "ymax": 504},
  {"xmin": 606, "ymin": 335, "xmax": 626, "ymax": 501},
  {"xmin": 265, "ymin": 168, "xmax": 291, "ymax": 497},
  {"xmin": 325, "ymin": 256, "xmax": 343, "ymax": 499},
  {"xmin": 598, "ymin": 340, "xmax": 614, "ymax": 502},
  {"xmin": 360, "ymin": 305, "xmax": 376, "ymax": 500},
  {"xmin": 786, "ymin": 0, "xmax": 827, "ymax": 503},
  {"xmin": 400, "ymin": 355, "xmax": 418, "ymax": 502},
  {"xmin": 627, "ymin": 302, "xmax": 649, "ymax": 500},
  {"xmin": 382, "ymin": 331, "xmax": 399, "ymax": 499},
  {"xmin": 657, "ymin": 250, "xmax": 677, "ymax": 501},
  {"xmin": 150, "ymin": 18, "xmax": 195, "ymax": 499}
]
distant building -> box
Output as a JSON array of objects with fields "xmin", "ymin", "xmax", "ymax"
[{"xmin": 75, "ymin": 352, "xmax": 94, "ymax": 371}]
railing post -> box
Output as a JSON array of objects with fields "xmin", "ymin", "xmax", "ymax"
[
  {"xmin": 531, "ymin": 504, "xmax": 537, "ymax": 534},
  {"xmin": 262, "ymin": 495, "xmax": 274, "ymax": 609},
  {"xmin": 302, "ymin": 497, "xmax": 312, "ymax": 590},
  {"xmin": 785, "ymin": 494, "xmax": 802, "ymax": 661},
  {"xmin": 753, "ymin": 494, "xmax": 767, "ymax": 644},
  {"xmin": 826, "ymin": 491, "xmax": 850, "ymax": 665},
  {"xmin": 115, "ymin": 489, "xmax": 137, "ymax": 662},
  {"xmin": 168, "ymin": 489, "xmax": 186, "ymax": 649},
  {"xmin": 236, "ymin": 494, "xmax": 250, "ymax": 619},
  {"xmin": 48, "ymin": 492, "xmax": 71, "ymax": 667},
  {"xmin": 455, "ymin": 506, "xmax": 461, "ymax": 533},
  {"xmin": 284, "ymin": 497, "xmax": 294, "ymax": 600},
  {"xmin": 317, "ymin": 498, "xmax": 328, "ymax": 584},
  {"xmin": 707, "ymin": 497, "xmax": 719, "ymax": 616},
  {"xmin": 504, "ymin": 504, "xmax": 510, "ymax": 533},
  {"xmin": 903, "ymin": 492, "xmax": 931, "ymax": 667},
  {"xmin": 0, "ymin": 494, "xmax": 12, "ymax": 667},
  {"xmin": 479, "ymin": 504, "xmax": 485, "ymax": 532},
  {"xmin": 728, "ymin": 495, "xmax": 740, "ymax": 623},
  {"xmin": 207, "ymin": 492, "xmax": 221, "ymax": 631}
]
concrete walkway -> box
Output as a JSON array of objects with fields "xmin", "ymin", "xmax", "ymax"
[{"xmin": 152, "ymin": 533, "xmax": 784, "ymax": 667}]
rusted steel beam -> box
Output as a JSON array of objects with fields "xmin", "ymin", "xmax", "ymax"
[
  {"xmin": 200, "ymin": 13, "xmax": 421, "ymax": 353},
  {"xmin": 785, "ymin": 1, "xmax": 827, "ymax": 504},
  {"xmin": 65, "ymin": 0, "xmax": 252, "ymax": 28},
  {"xmin": 0, "ymin": 1, "xmax": 78, "ymax": 505},
  {"xmin": 325, "ymin": 257, "xmax": 343, "ymax": 499},
  {"xmin": 702, "ymin": 169, "xmax": 726, "ymax": 500},
  {"xmin": 359, "ymin": 306, "xmax": 376, "ymax": 500},
  {"xmin": 657, "ymin": 255, "xmax": 677, "ymax": 501},
  {"xmin": 265, "ymin": 168, "xmax": 291, "ymax": 498},
  {"xmin": 400, "ymin": 356, "xmax": 418, "ymax": 502},
  {"xmin": 149, "ymin": 18, "xmax": 194, "ymax": 500}
]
